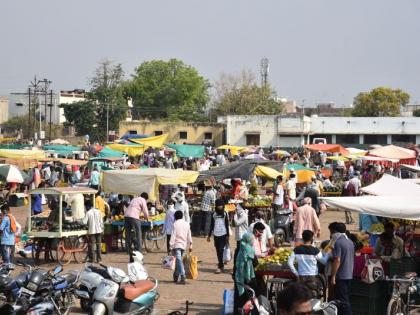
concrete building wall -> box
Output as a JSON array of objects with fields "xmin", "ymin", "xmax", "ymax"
[
  {"xmin": 59, "ymin": 90, "xmax": 85, "ymax": 123},
  {"xmin": 8, "ymin": 93, "xmax": 60, "ymax": 124},
  {"xmin": 119, "ymin": 121, "xmax": 225, "ymax": 146}
]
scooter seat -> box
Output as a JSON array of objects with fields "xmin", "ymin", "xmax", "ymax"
[
  {"xmin": 61, "ymin": 272, "xmax": 78, "ymax": 285},
  {"xmin": 121, "ymin": 280, "xmax": 155, "ymax": 301}
]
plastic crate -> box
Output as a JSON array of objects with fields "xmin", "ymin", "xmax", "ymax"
[
  {"xmin": 350, "ymin": 279, "xmax": 388, "ymax": 298},
  {"xmin": 389, "ymin": 258, "xmax": 420, "ymax": 277},
  {"xmin": 350, "ymin": 295, "xmax": 386, "ymax": 315}
]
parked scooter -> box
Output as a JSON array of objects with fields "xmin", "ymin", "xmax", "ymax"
[
  {"xmin": 272, "ymin": 208, "xmax": 293, "ymax": 246},
  {"xmin": 90, "ymin": 266, "xmax": 158, "ymax": 315},
  {"xmin": 76, "ymin": 251, "xmax": 147, "ymax": 312}
]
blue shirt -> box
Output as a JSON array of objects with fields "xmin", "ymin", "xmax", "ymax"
[
  {"xmin": 32, "ymin": 194, "xmax": 42, "ymax": 214},
  {"xmin": 359, "ymin": 213, "xmax": 379, "ymax": 232},
  {"xmin": 333, "ymin": 235, "xmax": 354, "ymax": 280},
  {"xmin": 90, "ymin": 170, "xmax": 100, "ymax": 186},
  {"xmin": 0, "ymin": 216, "xmax": 16, "ymax": 246}
]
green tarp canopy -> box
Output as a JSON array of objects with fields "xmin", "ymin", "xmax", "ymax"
[
  {"xmin": 43, "ymin": 145, "xmax": 81, "ymax": 157},
  {"xmin": 166, "ymin": 144, "xmax": 205, "ymax": 158},
  {"xmin": 0, "ymin": 144, "xmax": 33, "ymax": 150},
  {"xmin": 97, "ymin": 147, "xmax": 126, "ymax": 158},
  {"xmin": 285, "ymin": 163, "xmax": 316, "ymax": 171}
]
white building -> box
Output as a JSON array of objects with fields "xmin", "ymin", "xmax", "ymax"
[
  {"xmin": 58, "ymin": 90, "xmax": 85, "ymax": 123},
  {"xmin": 0, "ymin": 97, "xmax": 8, "ymax": 124},
  {"xmin": 220, "ymin": 115, "xmax": 420, "ymax": 147}
]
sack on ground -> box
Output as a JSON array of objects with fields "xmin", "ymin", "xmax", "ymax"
[
  {"xmin": 128, "ymin": 262, "xmax": 148, "ymax": 281},
  {"xmin": 223, "ymin": 245, "xmax": 232, "ymax": 263},
  {"xmin": 162, "ymin": 255, "xmax": 176, "ymax": 270},
  {"xmin": 183, "ymin": 253, "xmax": 198, "ymax": 280},
  {"xmin": 223, "ymin": 289, "xmax": 234, "ymax": 315},
  {"xmin": 361, "ymin": 256, "xmax": 384, "ymax": 284}
]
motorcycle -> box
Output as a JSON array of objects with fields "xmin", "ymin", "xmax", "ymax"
[
  {"xmin": 272, "ymin": 209, "xmax": 293, "ymax": 246},
  {"xmin": 90, "ymin": 265, "xmax": 158, "ymax": 315},
  {"xmin": 76, "ymin": 251, "xmax": 147, "ymax": 312}
]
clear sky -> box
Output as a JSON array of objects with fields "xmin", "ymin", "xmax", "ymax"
[{"xmin": 1, "ymin": 0, "xmax": 420, "ymax": 106}]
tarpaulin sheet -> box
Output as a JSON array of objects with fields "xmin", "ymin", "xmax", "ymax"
[
  {"xmin": 198, "ymin": 160, "xmax": 282, "ymax": 182},
  {"xmin": 255, "ymin": 165, "xmax": 282, "ymax": 179},
  {"xmin": 39, "ymin": 158, "xmax": 88, "ymax": 166},
  {"xmin": 102, "ymin": 168, "xmax": 199, "ymax": 201},
  {"xmin": 128, "ymin": 134, "xmax": 168, "ymax": 148},
  {"xmin": 217, "ymin": 145, "xmax": 246, "ymax": 156},
  {"xmin": 43, "ymin": 145, "xmax": 81, "ymax": 152},
  {"xmin": 360, "ymin": 173, "xmax": 420, "ymax": 196},
  {"xmin": 304, "ymin": 144, "xmax": 349, "ymax": 155},
  {"xmin": 368, "ymin": 145, "xmax": 417, "ymax": 165},
  {"xmin": 321, "ymin": 196, "xmax": 420, "ymax": 220},
  {"xmin": 107, "ymin": 144, "xmax": 145, "ymax": 157},
  {"xmin": 166, "ymin": 144, "xmax": 205, "ymax": 158},
  {"xmin": 0, "ymin": 149, "xmax": 45, "ymax": 159},
  {"xmin": 283, "ymin": 163, "xmax": 316, "ymax": 184},
  {"xmin": 97, "ymin": 146, "xmax": 126, "ymax": 158}
]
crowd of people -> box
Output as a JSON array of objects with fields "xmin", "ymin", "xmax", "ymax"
[{"xmin": 0, "ymin": 142, "xmax": 418, "ymax": 315}]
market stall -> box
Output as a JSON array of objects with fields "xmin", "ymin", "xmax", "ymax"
[{"xmin": 27, "ymin": 187, "xmax": 97, "ymax": 265}]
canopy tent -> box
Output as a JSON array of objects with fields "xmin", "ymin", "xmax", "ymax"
[
  {"xmin": 49, "ymin": 139, "xmax": 70, "ymax": 145},
  {"xmin": 0, "ymin": 158, "xmax": 38, "ymax": 170},
  {"xmin": 0, "ymin": 144, "xmax": 32, "ymax": 150},
  {"xmin": 346, "ymin": 147, "xmax": 367, "ymax": 156},
  {"xmin": 43, "ymin": 145, "xmax": 80, "ymax": 152},
  {"xmin": 217, "ymin": 145, "xmax": 246, "ymax": 156},
  {"xmin": 360, "ymin": 174, "xmax": 420, "ymax": 196},
  {"xmin": 102, "ymin": 168, "xmax": 199, "ymax": 201},
  {"xmin": 198, "ymin": 160, "xmax": 282, "ymax": 182},
  {"xmin": 326, "ymin": 156, "xmax": 349, "ymax": 162},
  {"xmin": 283, "ymin": 163, "xmax": 316, "ymax": 184},
  {"xmin": 120, "ymin": 134, "xmax": 149, "ymax": 140},
  {"xmin": 128, "ymin": 133, "xmax": 168, "ymax": 148},
  {"xmin": 39, "ymin": 158, "xmax": 88, "ymax": 166},
  {"xmin": 321, "ymin": 196, "xmax": 420, "ymax": 220},
  {"xmin": 244, "ymin": 153, "xmax": 267, "ymax": 160},
  {"xmin": 255, "ymin": 165, "xmax": 282, "ymax": 179},
  {"xmin": 304, "ymin": 144, "xmax": 349, "ymax": 155},
  {"xmin": 0, "ymin": 149, "xmax": 45, "ymax": 159},
  {"xmin": 107, "ymin": 143, "xmax": 145, "ymax": 157},
  {"xmin": 165, "ymin": 144, "xmax": 205, "ymax": 158},
  {"xmin": 401, "ymin": 164, "xmax": 420, "ymax": 173},
  {"xmin": 368, "ymin": 145, "xmax": 417, "ymax": 165},
  {"xmin": 360, "ymin": 156, "xmax": 399, "ymax": 163},
  {"xmin": 97, "ymin": 146, "xmax": 126, "ymax": 158}
]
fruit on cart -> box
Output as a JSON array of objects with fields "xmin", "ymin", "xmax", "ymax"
[
  {"xmin": 255, "ymin": 248, "xmax": 292, "ymax": 270},
  {"xmin": 149, "ymin": 213, "xmax": 166, "ymax": 222},
  {"xmin": 370, "ymin": 223, "xmax": 384, "ymax": 233}
]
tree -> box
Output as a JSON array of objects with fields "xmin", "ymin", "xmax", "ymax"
[
  {"xmin": 61, "ymin": 60, "xmax": 127, "ymax": 141},
  {"xmin": 413, "ymin": 109, "xmax": 420, "ymax": 117},
  {"xmin": 352, "ymin": 87, "xmax": 410, "ymax": 117},
  {"xmin": 210, "ymin": 69, "xmax": 281, "ymax": 119},
  {"xmin": 124, "ymin": 59, "xmax": 210, "ymax": 121}
]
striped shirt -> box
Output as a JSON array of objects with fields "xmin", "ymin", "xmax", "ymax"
[{"xmin": 287, "ymin": 245, "xmax": 330, "ymax": 277}]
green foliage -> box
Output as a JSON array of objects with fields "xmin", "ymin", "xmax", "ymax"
[
  {"xmin": 210, "ymin": 70, "xmax": 282, "ymax": 118},
  {"xmin": 352, "ymin": 87, "xmax": 410, "ymax": 117},
  {"xmin": 61, "ymin": 60, "xmax": 127, "ymax": 141},
  {"xmin": 124, "ymin": 59, "xmax": 210, "ymax": 121},
  {"xmin": 413, "ymin": 109, "xmax": 420, "ymax": 117}
]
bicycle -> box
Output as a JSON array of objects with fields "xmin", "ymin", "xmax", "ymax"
[{"xmin": 386, "ymin": 272, "xmax": 420, "ymax": 315}]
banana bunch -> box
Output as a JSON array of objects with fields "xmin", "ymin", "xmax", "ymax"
[
  {"xmin": 149, "ymin": 213, "xmax": 166, "ymax": 222},
  {"xmin": 370, "ymin": 223, "xmax": 384, "ymax": 233}
]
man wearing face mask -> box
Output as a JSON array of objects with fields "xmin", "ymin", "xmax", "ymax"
[
  {"xmin": 164, "ymin": 199, "xmax": 177, "ymax": 255},
  {"xmin": 207, "ymin": 199, "xmax": 230, "ymax": 274}
]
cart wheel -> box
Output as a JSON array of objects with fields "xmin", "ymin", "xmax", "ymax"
[
  {"xmin": 73, "ymin": 235, "xmax": 88, "ymax": 263},
  {"xmin": 144, "ymin": 226, "xmax": 166, "ymax": 252},
  {"xmin": 57, "ymin": 238, "xmax": 73, "ymax": 265}
]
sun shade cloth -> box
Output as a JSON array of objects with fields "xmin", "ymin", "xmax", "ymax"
[
  {"xmin": 217, "ymin": 145, "xmax": 246, "ymax": 156},
  {"xmin": 283, "ymin": 163, "xmax": 316, "ymax": 184},
  {"xmin": 102, "ymin": 168, "xmax": 199, "ymax": 201},
  {"xmin": 166, "ymin": 144, "xmax": 205, "ymax": 158},
  {"xmin": 0, "ymin": 149, "xmax": 45, "ymax": 159},
  {"xmin": 128, "ymin": 134, "xmax": 168, "ymax": 148},
  {"xmin": 254, "ymin": 165, "xmax": 282, "ymax": 179},
  {"xmin": 360, "ymin": 174, "xmax": 420, "ymax": 196},
  {"xmin": 107, "ymin": 144, "xmax": 145, "ymax": 157},
  {"xmin": 304, "ymin": 144, "xmax": 349, "ymax": 155},
  {"xmin": 368, "ymin": 145, "xmax": 417, "ymax": 164},
  {"xmin": 97, "ymin": 146, "xmax": 126, "ymax": 158}
]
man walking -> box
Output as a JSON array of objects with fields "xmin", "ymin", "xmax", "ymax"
[
  {"xmin": 294, "ymin": 197, "xmax": 321, "ymax": 242},
  {"xmin": 200, "ymin": 185, "xmax": 216, "ymax": 236},
  {"xmin": 125, "ymin": 192, "xmax": 149, "ymax": 261},
  {"xmin": 329, "ymin": 222, "xmax": 354, "ymax": 315},
  {"xmin": 83, "ymin": 198, "xmax": 104, "ymax": 263},
  {"xmin": 0, "ymin": 204, "xmax": 16, "ymax": 265},
  {"xmin": 170, "ymin": 211, "xmax": 192, "ymax": 285}
]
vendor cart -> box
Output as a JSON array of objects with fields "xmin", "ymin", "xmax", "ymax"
[
  {"xmin": 27, "ymin": 187, "xmax": 97, "ymax": 265},
  {"xmin": 109, "ymin": 219, "xmax": 166, "ymax": 253}
]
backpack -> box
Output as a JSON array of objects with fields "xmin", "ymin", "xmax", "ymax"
[{"xmin": 7, "ymin": 214, "xmax": 17, "ymax": 233}]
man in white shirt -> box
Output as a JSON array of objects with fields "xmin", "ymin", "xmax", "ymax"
[
  {"xmin": 174, "ymin": 193, "xmax": 190, "ymax": 224},
  {"xmin": 249, "ymin": 211, "xmax": 273, "ymax": 257},
  {"xmin": 83, "ymin": 198, "xmax": 104, "ymax": 263},
  {"xmin": 285, "ymin": 174, "xmax": 297, "ymax": 201},
  {"xmin": 273, "ymin": 175, "xmax": 284, "ymax": 212},
  {"xmin": 349, "ymin": 172, "xmax": 362, "ymax": 195}
]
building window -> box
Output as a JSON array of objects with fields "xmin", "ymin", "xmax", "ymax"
[
  {"xmin": 179, "ymin": 131, "xmax": 188, "ymax": 139},
  {"xmin": 154, "ymin": 130, "xmax": 163, "ymax": 136},
  {"xmin": 204, "ymin": 132, "xmax": 213, "ymax": 140},
  {"xmin": 364, "ymin": 135, "xmax": 387, "ymax": 145},
  {"xmin": 392, "ymin": 134, "xmax": 416, "ymax": 144},
  {"xmin": 128, "ymin": 130, "xmax": 137, "ymax": 134},
  {"xmin": 246, "ymin": 134, "xmax": 260, "ymax": 146},
  {"xmin": 335, "ymin": 134, "xmax": 358, "ymax": 144}
]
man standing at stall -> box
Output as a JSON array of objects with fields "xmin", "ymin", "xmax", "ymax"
[
  {"xmin": 125, "ymin": 192, "xmax": 149, "ymax": 261},
  {"xmin": 272, "ymin": 175, "xmax": 284, "ymax": 214},
  {"xmin": 83, "ymin": 198, "xmax": 104, "ymax": 263}
]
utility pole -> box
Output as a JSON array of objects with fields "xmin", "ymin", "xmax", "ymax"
[
  {"xmin": 49, "ymin": 90, "xmax": 53, "ymax": 141},
  {"xmin": 27, "ymin": 88, "xmax": 31, "ymax": 139},
  {"xmin": 106, "ymin": 102, "xmax": 109, "ymax": 143}
]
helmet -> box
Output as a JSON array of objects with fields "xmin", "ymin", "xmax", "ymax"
[{"xmin": 107, "ymin": 266, "xmax": 129, "ymax": 284}]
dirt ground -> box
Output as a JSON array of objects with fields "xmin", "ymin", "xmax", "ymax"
[{"xmin": 9, "ymin": 206, "xmax": 358, "ymax": 314}]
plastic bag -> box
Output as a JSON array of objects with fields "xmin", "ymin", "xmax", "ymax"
[
  {"xmin": 223, "ymin": 245, "xmax": 232, "ymax": 263},
  {"xmin": 162, "ymin": 255, "xmax": 176, "ymax": 270},
  {"xmin": 128, "ymin": 262, "xmax": 148, "ymax": 282},
  {"xmin": 223, "ymin": 289, "xmax": 234, "ymax": 315},
  {"xmin": 183, "ymin": 253, "xmax": 198, "ymax": 280},
  {"xmin": 361, "ymin": 256, "xmax": 384, "ymax": 284}
]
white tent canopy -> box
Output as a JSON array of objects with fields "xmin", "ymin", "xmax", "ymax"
[
  {"xmin": 361, "ymin": 174, "xmax": 420, "ymax": 196},
  {"xmin": 321, "ymin": 196, "xmax": 420, "ymax": 220}
]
